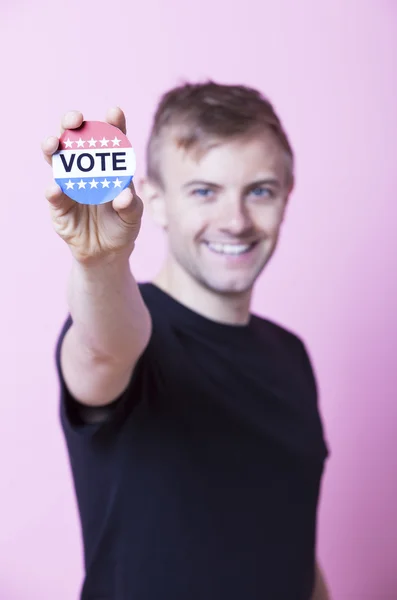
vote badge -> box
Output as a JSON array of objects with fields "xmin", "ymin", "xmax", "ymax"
[{"xmin": 52, "ymin": 121, "xmax": 136, "ymax": 205}]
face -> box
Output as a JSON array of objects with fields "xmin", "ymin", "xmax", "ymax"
[{"xmin": 144, "ymin": 132, "xmax": 292, "ymax": 296}]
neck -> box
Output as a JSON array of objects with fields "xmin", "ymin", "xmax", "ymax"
[{"xmin": 153, "ymin": 255, "xmax": 252, "ymax": 326}]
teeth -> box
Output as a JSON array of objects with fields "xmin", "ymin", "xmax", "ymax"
[{"xmin": 207, "ymin": 242, "xmax": 253, "ymax": 255}]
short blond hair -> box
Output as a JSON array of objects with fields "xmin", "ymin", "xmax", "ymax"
[{"xmin": 146, "ymin": 80, "xmax": 294, "ymax": 187}]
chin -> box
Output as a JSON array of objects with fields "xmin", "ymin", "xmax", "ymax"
[
  {"xmin": 197, "ymin": 246, "xmax": 275, "ymax": 295},
  {"xmin": 201, "ymin": 275, "xmax": 256, "ymax": 296},
  {"xmin": 175, "ymin": 247, "xmax": 273, "ymax": 296},
  {"xmin": 203, "ymin": 262, "xmax": 269, "ymax": 296}
]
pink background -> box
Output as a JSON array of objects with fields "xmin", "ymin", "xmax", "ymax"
[{"xmin": 1, "ymin": 0, "xmax": 396, "ymax": 598}]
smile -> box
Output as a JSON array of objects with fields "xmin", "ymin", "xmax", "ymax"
[{"xmin": 205, "ymin": 242, "xmax": 257, "ymax": 256}]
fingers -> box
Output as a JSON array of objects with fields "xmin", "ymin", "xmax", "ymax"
[
  {"xmin": 42, "ymin": 107, "xmax": 126, "ymax": 168},
  {"xmin": 112, "ymin": 186, "xmax": 143, "ymax": 225},
  {"xmin": 45, "ymin": 183, "xmax": 75, "ymax": 213},
  {"xmin": 60, "ymin": 110, "xmax": 84, "ymax": 135},
  {"xmin": 106, "ymin": 107, "xmax": 127, "ymax": 135},
  {"xmin": 41, "ymin": 135, "xmax": 60, "ymax": 165},
  {"xmin": 42, "ymin": 110, "xmax": 84, "ymax": 165}
]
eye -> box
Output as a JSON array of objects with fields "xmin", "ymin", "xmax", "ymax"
[
  {"xmin": 191, "ymin": 188, "xmax": 214, "ymax": 198},
  {"xmin": 249, "ymin": 187, "xmax": 274, "ymax": 199}
]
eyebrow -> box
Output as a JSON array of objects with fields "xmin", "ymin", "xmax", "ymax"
[
  {"xmin": 182, "ymin": 180, "xmax": 221, "ymax": 190},
  {"xmin": 246, "ymin": 178, "xmax": 281, "ymax": 190},
  {"xmin": 182, "ymin": 178, "xmax": 281, "ymax": 191}
]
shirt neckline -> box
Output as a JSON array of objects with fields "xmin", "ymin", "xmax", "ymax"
[{"xmin": 141, "ymin": 282, "xmax": 256, "ymax": 339}]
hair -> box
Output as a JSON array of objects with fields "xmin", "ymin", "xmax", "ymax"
[{"xmin": 146, "ymin": 80, "xmax": 294, "ymax": 188}]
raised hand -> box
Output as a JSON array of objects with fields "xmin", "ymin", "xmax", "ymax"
[{"xmin": 42, "ymin": 107, "xmax": 143, "ymax": 265}]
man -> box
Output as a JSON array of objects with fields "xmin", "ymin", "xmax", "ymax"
[{"xmin": 42, "ymin": 81, "xmax": 331, "ymax": 599}]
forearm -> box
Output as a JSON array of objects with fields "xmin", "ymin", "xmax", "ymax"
[{"xmin": 67, "ymin": 254, "xmax": 151, "ymax": 365}]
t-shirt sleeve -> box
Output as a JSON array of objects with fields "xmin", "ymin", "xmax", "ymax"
[
  {"xmin": 295, "ymin": 337, "xmax": 319, "ymax": 401},
  {"xmin": 55, "ymin": 315, "xmax": 154, "ymax": 439},
  {"xmin": 294, "ymin": 335, "xmax": 330, "ymax": 458}
]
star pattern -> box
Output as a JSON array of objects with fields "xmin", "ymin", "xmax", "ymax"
[
  {"xmin": 61, "ymin": 137, "xmax": 123, "ymax": 149},
  {"xmin": 61, "ymin": 177, "xmax": 129, "ymax": 191}
]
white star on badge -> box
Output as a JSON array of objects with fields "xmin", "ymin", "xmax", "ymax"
[
  {"xmin": 99, "ymin": 137, "xmax": 109, "ymax": 147},
  {"xmin": 113, "ymin": 178, "xmax": 122, "ymax": 188},
  {"xmin": 89, "ymin": 179, "xmax": 99, "ymax": 189},
  {"xmin": 87, "ymin": 138, "xmax": 97, "ymax": 147},
  {"xmin": 78, "ymin": 180, "xmax": 87, "ymax": 189},
  {"xmin": 65, "ymin": 180, "xmax": 75, "ymax": 189},
  {"xmin": 64, "ymin": 138, "xmax": 73, "ymax": 148},
  {"xmin": 101, "ymin": 179, "xmax": 110, "ymax": 188},
  {"xmin": 76, "ymin": 138, "xmax": 85, "ymax": 148},
  {"xmin": 112, "ymin": 137, "xmax": 121, "ymax": 147}
]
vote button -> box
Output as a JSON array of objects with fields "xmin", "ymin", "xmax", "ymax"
[{"xmin": 52, "ymin": 121, "xmax": 136, "ymax": 205}]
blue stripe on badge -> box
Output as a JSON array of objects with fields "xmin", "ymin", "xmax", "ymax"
[{"xmin": 55, "ymin": 175, "xmax": 133, "ymax": 205}]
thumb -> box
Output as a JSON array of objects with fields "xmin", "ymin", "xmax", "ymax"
[{"xmin": 112, "ymin": 184, "xmax": 143, "ymax": 227}]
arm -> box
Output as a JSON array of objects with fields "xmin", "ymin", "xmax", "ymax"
[
  {"xmin": 61, "ymin": 255, "xmax": 152, "ymax": 407},
  {"xmin": 44, "ymin": 107, "xmax": 151, "ymax": 408},
  {"xmin": 311, "ymin": 562, "xmax": 331, "ymax": 600}
]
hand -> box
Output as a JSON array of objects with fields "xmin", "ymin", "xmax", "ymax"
[{"xmin": 42, "ymin": 107, "xmax": 143, "ymax": 265}]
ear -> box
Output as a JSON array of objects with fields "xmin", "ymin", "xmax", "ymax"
[{"xmin": 138, "ymin": 177, "xmax": 168, "ymax": 229}]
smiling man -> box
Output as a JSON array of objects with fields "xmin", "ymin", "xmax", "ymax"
[{"xmin": 43, "ymin": 81, "xmax": 330, "ymax": 599}]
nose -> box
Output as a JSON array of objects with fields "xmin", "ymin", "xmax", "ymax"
[{"xmin": 214, "ymin": 197, "xmax": 254, "ymax": 236}]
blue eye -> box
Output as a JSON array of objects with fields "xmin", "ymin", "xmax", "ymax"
[
  {"xmin": 192, "ymin": 188, "xmax": 213, "ymax": 198},
  {"xmin": 250, "ymin": 187, "xmax": 272, "ymax": 198}
]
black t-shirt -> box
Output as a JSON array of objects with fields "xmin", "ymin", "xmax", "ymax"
[{"xmin": 56, "ymin": 283, "xmax": 329, "ymax": 600}]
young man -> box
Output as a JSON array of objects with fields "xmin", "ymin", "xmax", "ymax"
[{"xmin": 42, "ymin": 81, "xmax": 330, "ymax": 599}]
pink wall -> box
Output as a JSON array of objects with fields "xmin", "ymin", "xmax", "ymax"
[{"xmin": 1, "ymin": 0, "xmax": 396, "ymax": 597}]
